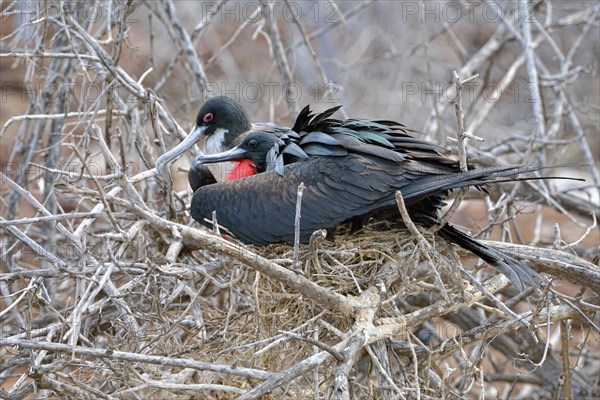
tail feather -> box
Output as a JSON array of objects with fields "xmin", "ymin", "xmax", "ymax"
[
  {"xmin": 438, "ymin": 224, "xmax": 541, "ymax": 291},
  {"xmin": 401, "ymin": 163, "xmax": 540, "ymax": 201}
]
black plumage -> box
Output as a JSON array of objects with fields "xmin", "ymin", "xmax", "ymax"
[{"xmin": 190, "ymin": 104, "xmax": 542, "ymax": 290}]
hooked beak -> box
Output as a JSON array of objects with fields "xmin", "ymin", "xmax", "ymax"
[
  {"xmin": 156, "ymin": 125, "xmax": 208, "ymax": 176},
  {"xmin": 191, "ymin": 146, "xmax": 248, "ymax": 169}
]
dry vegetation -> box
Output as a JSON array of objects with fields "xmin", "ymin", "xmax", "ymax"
[{"xmin": 1, "ymin": 1, "xmax": 599, "ymax": 399}]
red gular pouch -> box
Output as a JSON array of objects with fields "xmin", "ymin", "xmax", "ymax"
[{"xmin": 226, "ymin": 159, "xmax": 257, "ymax": 181}]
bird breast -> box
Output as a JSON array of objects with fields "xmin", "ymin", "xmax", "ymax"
[{"xmin": 198, "ymin": 127, "xmax": 237, "ymax": 183}]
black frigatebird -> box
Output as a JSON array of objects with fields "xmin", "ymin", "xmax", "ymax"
[
  {"xmin": 155, "ymin": 96, "xmax": 291, "ymax": 186},
  {"xmin": 189, "ymin": 105, "xmax": 544, "ymax": 290}
]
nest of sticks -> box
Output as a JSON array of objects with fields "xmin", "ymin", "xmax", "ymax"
[{"xmin": 3, "ymin": 179, "xmax": 598, "ymax": 399}]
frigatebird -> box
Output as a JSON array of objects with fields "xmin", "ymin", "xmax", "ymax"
[
  {"xmin": 189, "ymin": 104, "xmax": 543, "ymax": 290},
  {"xmin": 156, "ymin": 96, "xmax": 292, "ymax": 185}
]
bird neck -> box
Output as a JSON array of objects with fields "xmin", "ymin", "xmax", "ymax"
[{"xmin": 225, "ymin": 159, "xmax": 258, "ymax": 181}]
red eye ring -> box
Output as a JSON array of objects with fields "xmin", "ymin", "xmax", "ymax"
[{"xmin": 203, "ymin": 112, "xmax": 214, "ymax": 123}]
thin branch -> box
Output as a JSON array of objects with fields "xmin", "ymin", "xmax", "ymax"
[{"xmin": 0, "ymin": 339, "xmax": 273, "ymax": 381}]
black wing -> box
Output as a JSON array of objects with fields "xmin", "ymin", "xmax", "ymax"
[{"xmin": 191, "ymin": 157, "xmax": 539, "ymax": 245}]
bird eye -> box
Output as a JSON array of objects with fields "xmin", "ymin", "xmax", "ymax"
[
  {"xmin": 203, "ymin": 113, "xmax": 214, "ymax": 123},
  {"xmin": 248, "ymin": 139, "xmax": 258, "ymax": 148}
]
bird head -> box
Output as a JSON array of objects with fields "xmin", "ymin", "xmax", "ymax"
[
  {"xmin": 191, "ymin": 131, "xmax": 279, "ymax": 177},
  {"xmin": 194, "ymin": 96, "xmax": 252, "ymax": 138},
  {"xmin": 156, "ymin": 97, "xmax": 251, "ymax": 176}
]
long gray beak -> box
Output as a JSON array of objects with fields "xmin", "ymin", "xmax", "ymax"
[
  {"xmin": 156, "ymin": 125, "xmax": 207, "ymax": 176},
  {"xmin": 191, "ymin": 146, "xmax": 248, "ymax": 168}
]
